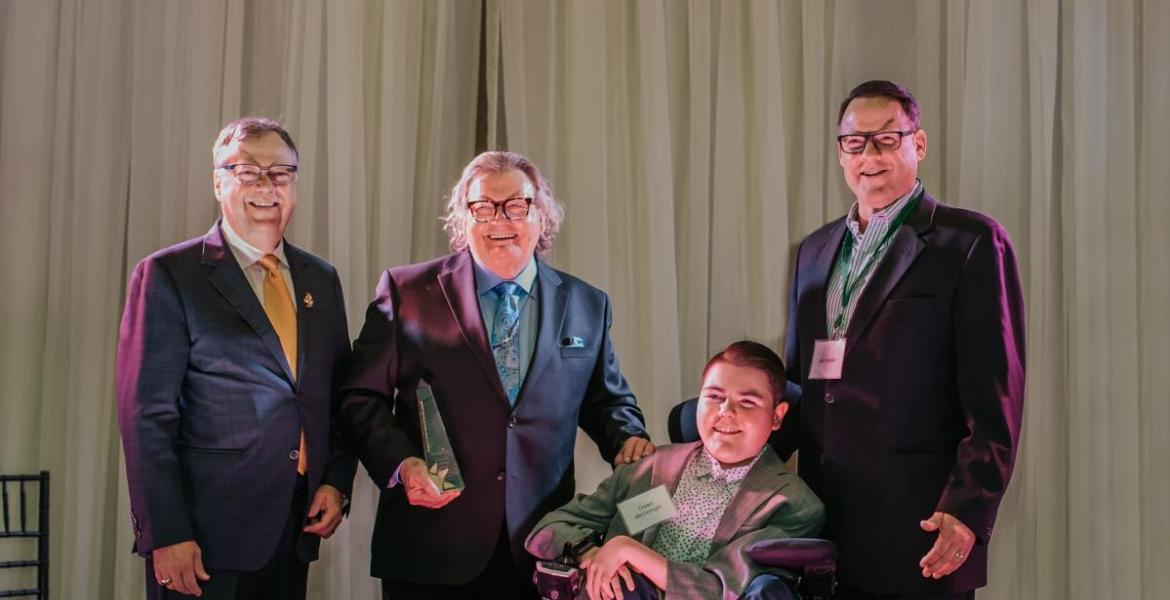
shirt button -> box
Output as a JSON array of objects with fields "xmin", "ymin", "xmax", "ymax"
[
  {"xmin": 496, "ymin": 470, "xmax": 506, "ymax": 481},
  {"xmin": 289, "ymin": 449, "xmax": 300, "ymax": 461},
  {"xmin": 824, "ymin": 393, "xmax": 835, "ymax": 404}
]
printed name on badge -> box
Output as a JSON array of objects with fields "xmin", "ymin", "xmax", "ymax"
[
  {"xmin": 617, "ymin": 485, "xmax": 677, "ymax": 535},
  {"xmin": 809, "ymin": 338, "xmax": 845, "ymax": 380}
]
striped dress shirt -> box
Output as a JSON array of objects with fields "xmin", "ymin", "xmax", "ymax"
[{"xmin": 825, "ymin": 181, "xmax": 922, "ymax": 337}]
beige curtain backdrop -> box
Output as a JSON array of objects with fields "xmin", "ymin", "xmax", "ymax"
[{"xmin": 1, "ymin": 1, "xmax": 1166, "ymax": 598}]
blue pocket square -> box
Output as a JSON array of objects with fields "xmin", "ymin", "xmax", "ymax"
[{"xmin": 560, "ymin": 336, "xmax": 586, "ymax": 349}]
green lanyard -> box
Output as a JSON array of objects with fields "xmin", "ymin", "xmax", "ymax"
[{"xmin": 830, "ymin": 193, "xmax": 921, "ymax": 338}]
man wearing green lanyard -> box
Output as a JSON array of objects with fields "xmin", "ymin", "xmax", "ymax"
[{"xmin": 775, "ymin": 80, "xmax": 1026, "ymax": 599}]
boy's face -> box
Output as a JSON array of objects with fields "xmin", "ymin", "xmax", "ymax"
[{"xmin": 697, "ymin": 362, "xmax": 788, "ymax": 466}]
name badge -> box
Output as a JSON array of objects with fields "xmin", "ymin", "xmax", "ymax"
[
  {"xmin": 809, "ymin": 338, "xmax": 845, "ymax": 380},
  {"xmin": 617, "ymin": 485, "xmax": 677, "ymax": 535}
]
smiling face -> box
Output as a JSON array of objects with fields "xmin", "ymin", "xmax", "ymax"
[
  {"xmin": 696, "ymin": 361, "xmax": 788, "ymax": 467},
  {"xmin": 464, "ymin": 169, "xmax": 543, "ymax": 279},
  {"xmin": 837, "ymin": 96, "xmax": 927, "ymax": 212},
  {"xmin": 213, "ymin": 130, "xmax": 297, "ymax": 250}
]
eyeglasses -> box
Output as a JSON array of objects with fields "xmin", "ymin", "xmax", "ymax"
[
  {"xmin": 836, "ymin": 129, "xmax": 917, "ymax": 154},
  {"xmin": 467, "ymin": 197, "xmax": 533, "ymax": 223},
  {"xmin": 218, "ymin": 163, "xmax": 299, "ymax": 186}
]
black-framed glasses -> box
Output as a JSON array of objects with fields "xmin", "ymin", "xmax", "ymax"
[
  {"xmin": 836, "ymin": 129, "xmax": 918, "ymax": 154},
  {"xmin": 467, "ymin": 197, "xmax": 533, "ymax": 223},
  {"xmin": 218, "ymin": 163, "xmax": 299, "ymax": 186}
]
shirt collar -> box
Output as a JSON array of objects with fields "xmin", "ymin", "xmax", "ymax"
[
  {"xmin": 474, "ymin": 255, "xmax": 538, "ymax": 297},
  {"xmin": 695, "ymin": 446, "xmax": 761, "ymax": 484},
  {"xmin": 220, "ymin": 217, "xmax": 288, "ymax": 269},
  {"xmin": 845, "ymin": 179, "xmax": 922, "ymax": 238}
]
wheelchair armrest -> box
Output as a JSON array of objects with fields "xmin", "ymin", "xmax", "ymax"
[{"xmin": 745, "ymin": 538, "xmax": 838, "ymax": 571}]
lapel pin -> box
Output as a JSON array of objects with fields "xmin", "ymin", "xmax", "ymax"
[{"xmin": 303, "ymin": 292, "xmax": 314, "ymax": 309}]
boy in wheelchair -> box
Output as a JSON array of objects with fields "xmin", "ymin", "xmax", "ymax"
[{"xmin": 526, "ymin": 341, "xmax": 824, "ymax": 600}]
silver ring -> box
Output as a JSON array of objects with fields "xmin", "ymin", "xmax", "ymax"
[
  {"xmin": 954, "ymin": 552, "xmax": 964, "ymax": 560},
  {"xmin": 159, "ymin": 578, "xmax": 173, "ymax": 586}
]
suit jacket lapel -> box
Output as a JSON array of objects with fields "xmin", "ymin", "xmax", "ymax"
[
  {"xmin": 286, "ymin": 242, "xmax": 313, "ymax": 386},
  {"xmin": 710, "ymin": 447, "xmax": 788, "ymax": 549},
  {"xmin": 514, "ymin": 262, "xmax": 564, "ymax": 407},
  {"xmin": 843, "ymin": 192, "xmax": 936, "ymax": 358},
  {"xmin": 641, "ymin": 442, "xmax": 700, "ymax": 548},
  {"xmin": 438, "ymin": 252, "xmax": 510, "ymax": 405},
  {"xmin": 202, "ymin": 222, "xmax": 296, "ymax": 385},
  {"xmin": 808, "ymin": 221, "xmax": 848, "ymax": 341}
]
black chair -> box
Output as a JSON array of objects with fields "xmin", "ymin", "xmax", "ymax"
[
  {"xmin": 0, "ymin": 471, "xmax": 49, "ymax": 599},
  {"xmin": 669, "ymin": 399, "xmax": 836, "ymax": 600}
]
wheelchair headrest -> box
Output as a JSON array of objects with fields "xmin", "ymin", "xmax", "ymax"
[{"xmin": 667, "ymin": 397, "xmax": 700, "ymax": 443}]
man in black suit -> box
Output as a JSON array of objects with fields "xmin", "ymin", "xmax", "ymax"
[
  {"xmin": 779, "ymin": 80, "xmax": 1025, "ymax": 599},
  {"xmin": 336, "ymin": 151, "xmax": 654, "ymax": 599},
  {"xmin": 117, "ymin": 117, "xmax": 356, "ymax": 599}
]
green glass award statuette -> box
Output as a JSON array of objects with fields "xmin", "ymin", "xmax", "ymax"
[{"xmin": 417, "ymin": 381, "xmax": 465, "ymax": 492}]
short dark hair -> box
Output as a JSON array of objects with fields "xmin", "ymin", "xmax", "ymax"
[
  {"xmin": 837, "ymin": 80, "xmax": 921, "ymax": 130},
  {"xmin": 212, "ymin": 116, "xmax": 298, "ymax": 163},
  {"xmin": 700, "ymin": 341, "xmax": 787, "ymax": 406}
]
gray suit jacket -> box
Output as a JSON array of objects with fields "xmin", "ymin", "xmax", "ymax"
[{"xmin": 526, "ymin": 442, "xmax": 824, "ymax": 599}]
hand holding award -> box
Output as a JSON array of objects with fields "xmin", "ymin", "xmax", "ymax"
[{"xmin": 417, "ymin": 381, "xmax": 465, "ymax": 492}]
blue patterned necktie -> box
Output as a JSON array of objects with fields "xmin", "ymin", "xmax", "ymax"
[{"xmin": 490, "ymin": 282, "xmax": 523, "ymax": 405}]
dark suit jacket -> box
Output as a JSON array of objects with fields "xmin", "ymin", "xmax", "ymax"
[
  {"xmin": 116, "ymin": 222, "xmax": 357, "ymax": 571},
  {"xmin": 336, "ymin": 251, "xmax": 649, "ymax": 584},
  {"xmin": 527, "ymin": 442, "xmax": 824, "ymax": 599},
  {"xmin": 776, "ymin": 190, "xmax": 1025, "ymax": 594}
]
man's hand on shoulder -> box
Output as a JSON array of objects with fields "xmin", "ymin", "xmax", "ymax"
[{"xmin": 613, "ymin": 437, "xmax": 654, "ymax": 465}]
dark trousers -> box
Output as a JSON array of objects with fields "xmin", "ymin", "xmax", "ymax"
[
  {"xmin": 145, "ymin": 476, "xmax": 309, "ymax": 600},
  {"xmin": 741, "ymin": 573, "xmax": 798, "ymax": 600},
  {"xmin": 382, "ymin": 522, "xmax": 537, "ymax": 599},
  {"xmin": 833, "ymin": 588, "xmax": 975, "ymax": 600},
  {"xmin": 610, "ymin": 571, "xmax": 660, "ymax": 599}
]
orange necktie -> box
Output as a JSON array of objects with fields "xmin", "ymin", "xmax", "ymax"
[{"xmin": 258, "ymin": 254, "xmax": 307, "ymax": 475}]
